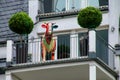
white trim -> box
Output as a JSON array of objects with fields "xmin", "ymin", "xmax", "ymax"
[
  {"xmin": 7, "ymin": 40, "xmax": 13, "ymax": 62},
  {"xmin": 37, "ymin": 25, "xmax": 109, "ymax": 36},
  {"xmin": 7, "ymin": 60, "xmax": 116, "ymax": 80},
  {"xmin": 70, "ymin": 31, "xmax": 78, "ymax": 58},
  {"xmin": 95, "ymin": 63, "xmax": 116, "ymax": 80},
  {"xmin": 7, "ymin": 61, "xmax": 90, "ymax": 73},
  {"xmin": 89, "ymin": 63, "xmax": 96, "ymax": 80}
]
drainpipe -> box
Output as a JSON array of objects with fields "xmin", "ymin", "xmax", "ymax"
[{"xmin": 115, "ymin": 44, "xmax": 120, "ymax": 80}]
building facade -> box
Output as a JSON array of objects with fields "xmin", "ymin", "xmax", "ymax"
[
  {"xmin": 0, "ymin": 0, "xmax": 120, "ymax": 80},
  {"xmin": 0, "ymin": 0, "xmax": 28, "ymax": 80},
  {"xmin": 0, "ymin": 0, "xmax": 28, "ymax": 64}
]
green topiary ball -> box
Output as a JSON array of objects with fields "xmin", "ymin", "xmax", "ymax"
[
  {"xmin": 77, "ymin": 6, "xmax": 102, "ymax": 29},
  {"xmin": 9, "ymin": 11, "xmax": 34, "ymax": 34}
]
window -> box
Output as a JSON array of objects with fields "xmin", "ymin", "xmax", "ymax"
[
  {"xmin": 96, "ymin": 29, "xmax": 108, "ymax": 64},
  {"xmin": 99, "ymin": 0, "xmax": 108, "ymax": 6},
  {"xmin": 78, "ymin": 30, "xmax": 108, "ymax": 64},
  {"xmin": 39, "ymin": 0, "xmax": 104, "ymax": 14},
  {"xmin": 57, "ymin": 34, "xmax": 70, "ymax": 59},
  {"xmin": 78, "ymin": 32, "xmax": 88, "ymax": 57},
  {"xmin": 88, "ymin": 0, "xmax": 99, "ymax": 8},
  {"xmin": 39, "ymin": 0, "xmax": 54, "ymax": 13},
  {"xmin": 69, "ymin": 0, "xmax": 82, "ymax": 10},
  {"xmin": 53, "ymin": 0, "xmax": 66, "ymax": 12}
]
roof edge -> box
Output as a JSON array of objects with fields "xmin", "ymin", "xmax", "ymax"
[{"xmin": 36, "ymin": 5, "xmax": 108, "ymax": 21}]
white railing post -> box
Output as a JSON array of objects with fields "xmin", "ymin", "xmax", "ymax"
[
  {"xmin": 37, "ymin": 38, "xmax": 41, "ymax": 62},
  {"xmin": 89, "ymin": 63, "xmax": 96, "ymax": 80},
  {"xmin": 6, "ymin": 40, "xmax": 13, "ymax": 66},
  {"xmin": 6, "ymin": 72, "xmax": 13, "ymax": 80},
  {"xmin": 54, "ymin": 36, "xmax": 58, "ymax": 60},
  {"xmin": 70, "ymin": 32, "xmax": 78, "ymax": 58},
  {"xmin": 31, "ymin": 38, "xmax": 40, "ymax": 63},
  {"xmin": 89, "ymin": 30, "xmax": 96, "ymax": 58}
]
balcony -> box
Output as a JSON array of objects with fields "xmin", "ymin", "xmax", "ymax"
[
  {"xmin": 5, "ymin": 30, "xmax": 118, "ymax": 80},
  {"xmin": 6, "ymin": 30, "xmax": 114, "ymax": 66}
]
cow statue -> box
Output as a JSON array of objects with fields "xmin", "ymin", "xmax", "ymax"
[{"xmin": 41, "ymin": 22, "xmax": 58, "ymax": 61}]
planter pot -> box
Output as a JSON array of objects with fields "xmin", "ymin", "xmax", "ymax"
[{"xmin": 16, "ymin": 43, "xmax": 28, "ymax": 63}]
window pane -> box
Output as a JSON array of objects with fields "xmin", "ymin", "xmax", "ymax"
[
  {"xmin": 44, "ymin": 0, "xmax": 53, "ymax": 13},
  {"xmin": 88, "ymin": 0, "xmax": 99, "ymax": 8},
  {"xmin": 69, "ymin": 0, "xmax": 81, "ymax": 10},
  {"xmin": 57, "ymin": 34, "xmax": 70, "ymax": 59},
  {"xmin": 39, "ymin": 0, "xmax": 108, "ymax": 14},
  {"xmin": 78, "ymin": 33, "xmax": 88, "ymax": 57},
  {"xmin": 96, "ymin": 29, "xmax": 108, "ymax": 64},
  {"xmin": 53, "ymin": 0, "xmax": 66, "ymax": 12},
  {"xmin": 99, "ymin": 0, "xmax": 108, "ymax": 6},
  {"xmin": 68, "ymin": 0, "xmax": 100, "ymax": 11},
  {"xmin": 39, "ymin": 0, "xmax": 53, "ymax": 13}
]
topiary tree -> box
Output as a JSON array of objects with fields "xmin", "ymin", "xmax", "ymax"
[
  {"xmin": 9, "ymin": 11, "xmax": 33, "ymax": 36},
  {"xmin": 8, "ymin": 11, "xmax": 34, "ymax": 63},
  {"xmin": 77, "ymin": 6, "xmax": 102, "ymax": 29}
]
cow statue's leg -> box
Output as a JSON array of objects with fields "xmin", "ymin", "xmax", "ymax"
[
  {"xmin": 51, "ymin": 51, "xmax": 54, "ymax": 60},
  {"xmin": 42, "ymin": 43, "xmax": 46, "ymax": 61}
]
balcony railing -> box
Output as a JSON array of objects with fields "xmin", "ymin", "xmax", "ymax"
[
  {"xmin": 6, "ymin": 32, "xmax": 116, "ymax": 70},
  {"xmin": 11, "ymin": 35, "xmax": 88, "ymax": 64}
]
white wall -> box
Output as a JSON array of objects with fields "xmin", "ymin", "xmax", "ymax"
[
  {"xmin": 29, "ymin": 0, "xmax": 39, "ymax": 23},
  {"xmin": 0, "ymin": 74, "xmax": 5, "ymax": 80},
  {"xmin": 29, "ymin": 13, "xmax": 109, "ymax": 39},
  {"xmin": 0, "ymin": 46, "xmax": 6, "ymax": 58},
  {"xmin": 108, "ymin": 0, "xmax": 120, "ymax": 46}
]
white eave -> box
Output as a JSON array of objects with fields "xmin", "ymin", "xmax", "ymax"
[{"xmin": 6, "ymin": 58, "xmax": 118, "ymax": 80}]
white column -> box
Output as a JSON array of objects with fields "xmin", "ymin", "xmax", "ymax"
[
  {"xmin": 29, "ymin": 0, "xmax": 39, "ymax": 23},
  {"xmin": 109, "ymin": 0, "xmax": 119, "ymax": 46},
  {"xmin": 89, "ymin": 63, "xmax": 96, "ymax": 80},
  {"xmin": 6, "ymin": 72, "xmax": 13, "ymax": 80},
  {"xmin": 7, "ymin": 40, "xmax": 13, "ymax": 62},
  {"xmin": 70, "ymin": 32, "xmax": 78, "ymax": 58},
  {"xmin": 89, "ymin": 30, "xmax": 96, "ymax": 53}
]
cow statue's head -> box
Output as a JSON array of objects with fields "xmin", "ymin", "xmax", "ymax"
[{"xmin": 41, "ymin": 22, "xmax": 58, "ymax": 44}]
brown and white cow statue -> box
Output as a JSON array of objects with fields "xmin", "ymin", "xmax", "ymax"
[{"xmin": 41, "ymin": 22, "xmax": 58, "ymax": 61}]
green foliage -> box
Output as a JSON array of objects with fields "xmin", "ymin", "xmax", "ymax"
[
  {"xmin": 0, "ymin": 67, "xmax": 5, "ymax": 74},
  {"xmin": 9, "ymin": 11, "xmax": 34, "ymax": 34},
  {"xmin": 77, "ymin": 6, "xmax": 102, "ymax": 29}
]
